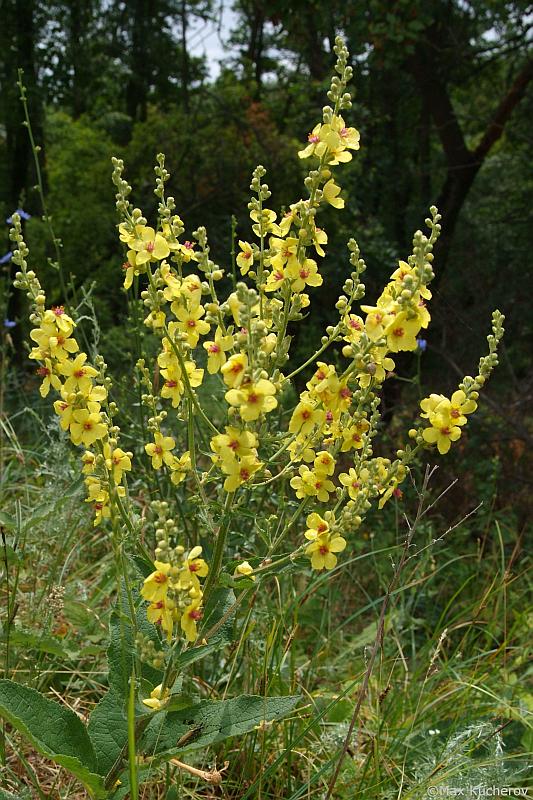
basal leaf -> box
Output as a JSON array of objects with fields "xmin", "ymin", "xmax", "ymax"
[{"xmin": 0, "ymin": 679, "xmax": 106, "ymax": 798}]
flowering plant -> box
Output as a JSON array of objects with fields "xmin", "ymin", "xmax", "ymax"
[{"xmin": 1, "ymin": 37, "xmax": 504, "ymax": 799}]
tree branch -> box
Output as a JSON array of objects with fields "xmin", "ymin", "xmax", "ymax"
[{"xmin": 474, "ymin": 56, "xmax": 533, "ymax": 162}]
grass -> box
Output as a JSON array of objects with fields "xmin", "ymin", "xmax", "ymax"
[{"xmin": 1, "ymin": 394, "xmax": 531, "ymax": 799}]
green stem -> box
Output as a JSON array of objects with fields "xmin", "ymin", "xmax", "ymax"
[
  {"xmin": 128, "ymin": 671, "xmax": 139, "ymax": 800},
  {"xmin": 16, "ymin": 70, "xmax": 68, "ymax": 305},
  {"xmin": 203, "ymin": 491, "xmax": 235, "ymax": 599}
]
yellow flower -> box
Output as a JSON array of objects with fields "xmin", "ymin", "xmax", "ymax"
[
  {"xmin": 288, "ymin": 437, "xmax": 316, "ymax": 463},
  {"xmin": 225, "ymin": 379, "xmax": 278, "ymax": 421},
  {"xmin": 81, "ymin": 450, "xmax": 96, "ymax": 474},
  {"xmin": 298, "ymin": 122, "xmax": 325, "ymax": 159},
  {"xmin": 311, "ymin": 224, "xmax": 328, "ymax": 257},
  {"xmin": 237, "ymin": 240, "xmax": 255, "ymax": 275},
  {"xmin": 286, "ymin": 258, "xmax": 323, "ymax": 293},
  {"xmin": 289, "ymin": 399, "xmax": 325, "ymax": 436},
  {"xmin": 105, "ymin": 446, "xmax": 132, "ymax": 483},
  {"xmin": 69, "ymin": 410, "xmax": 107, "ymax": 447},
  {"xmin": 221, "ymin": 352, "xmax": 248, "ymax": 388},
  {"xmin": 35, "ymin": 359, "xmax": 62, "ymax": 398},
  {"xmin": 169, "ymin": 450, "xmax": 191, "ymax": 485},
  {"xmin": 384, "ymin": 312, "xmax": 420, "ymax": 353},
  {"xmin": 145, "ymin": 433, "xmax": 175, "ymax": 469},
  {"xmin": 269, "ymin": 236, "xmax": 299, "ymax": 272},
  {"xmin": 290, "ymin": 466, "xmax": 335, "ymax": 503},
  {"xmin": 146, "ymin": 601, "xmax": 174, "ymax": 638},
  {"xmin": 180, "ymin": 546, "xmax": 208, "ymax": 589},
  {"xmin": 86, "ymin": 484, "xmax": 111, "ymax": 526},
  {"xmin": 339, "ymin": 467, "xmax": 369, "ymax": 500},
  {"xmin": 142, "ymin": 683, "xmax": 170, "ymax": 711},
  {"xmin": 176, "ymin": 240, "xmax": 199, "ymax": 262},
  {"xmin": 264, "ymin": 267, "xmax": 287, "ymax": 292},
  {"xmin": 361, "ymin": 300, "xmax": 395, "ymax": 341},
  {"xmin": 234, "ymin": 561, "xmax": 255, "ymax": 580},
  {"xmin": 211, "ymin": 427, "xmax": 258, "ymax": 466},
  {"xmin": 203, "ymin": 327, "xmax": 234, "ymax": 374},
  {"xmin": 30, "ymin": 319, "xmax": 79, "ymax": 361},
  {"xmin": 420, "ymin": 394, "xmax": 446, "ymax": 418},
  {"xmin": 343, "ymin": 314, "xmax": 364, "ymax": 344},
  {"xmin": 161, "ymin": 364, "xmax": 185, "ymax": 407},
  {"xmin": 332, "ymin": 115, "xmax": 360, "ymax": 152},
  {"xmin": 144, "ymin": 309, "xmax": 166, "ymax": 329},
  {"xmin": 59, "ymin": 353, "xmax": 98, "ymax": 395},
  {"xmin": 141, "ymin": 561, "xmax": 172, "ymax": 604},
  {"xmin": 304, "ymin": 512, "xmax": 330, "ymax": 538},
  {"xmin": 175, "ymin": 304, "xmax": 210, "ymax": 347},
  {"xmin": 53, "ymin": 391, "xmax": 76, "ymax": 430},
  {"xmin": 250, "ymin": 209, "xmax": 281, "ymax": 237},
  {"xmin": 378, "ymin": 465, "xmax": 407, "ymax": 509},
  {"xmin": 313, "ymin": 451, "xmax": 335, "ymax": 476},
  {"xmin": 305, "ymin": 532, "xmax": 346, "ymax": 570},
  {"xmin": 322, "ymin": 179, "xmax": 344, "ymax": 209},
  {"xmin": 42, "ymin": 306, "xmax": 75, "ymax": 334},
  {"xmin": 340, "ymin": 420, "xmax": 369, "ymax": 451},
  {"xmin": 181, "ymin": 594, "xmax": 203, "ymax": 642},
  {"xmin": 422, "ymin": 410, "xmax": 462, "ymax": 455},
  {"xmin": 355, "ymin": 345, "xmax": 395, "ymax": 387},
  {"xmin": 130, "ymin": 225, "xmax": 170, "ymax": 265},
  {"xmin": 223, "ymin": 454, "xmax": 262, "ymax": 492},
  {"xmin": 447, "ymin": 390, "xmax": 477, "ymax": 425}
]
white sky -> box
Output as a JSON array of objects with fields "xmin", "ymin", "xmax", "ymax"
[{"xmin": 187, "ymin": 3, "xmax": 238, "ymax": 78}]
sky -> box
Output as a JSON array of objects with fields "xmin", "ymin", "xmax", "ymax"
[{"xmin": 187, "ymin": 3, "xmax": 238, "ymax": 78}]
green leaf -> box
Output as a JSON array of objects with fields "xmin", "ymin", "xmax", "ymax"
[
  {"xmin": 0, "ymin": 628, "xmax": 78, "ymax": 659},
  {"xmin": 0, "ymin": 512, "xmax": 16, "ymax": 530},
  {"xmin": 107, "ymin": 588, "xmax": 163, "ymax": 696},
  {"xmin": 144, "ymin": 694, "xmax": 299, "ymax": 760},
  {"xmin": 87, "ymin": 688, "xmax": 127, "ymax": 776},
  {"xmin": 199, "ymin": 587, "xmax": 236, "ymax": 645},
  {"xmin": 0, "ymin": 543, "xmax": 20, "ymax": 565},
  {"xmin": 0, "ymin": 679, "xmax": 106, "ymax": 798},
  {"xmin": 90, "ymin": 584, "xmax": 163, "ymax": 774}
]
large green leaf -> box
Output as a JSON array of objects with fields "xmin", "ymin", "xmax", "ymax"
[
  {"xmin": 0, "ymin": 680, "xmax": 106, "ymax": 798},
  {"xmin": 90, "ymin": 588, "xmax": 162, "ymax": 774},
  {"xmin": 87, "ymin": 688, "xmax": 128, "ymax": 776},
  {"xmin": 144, "ymin": 694, "xmax": 300, "ymax": 760}
]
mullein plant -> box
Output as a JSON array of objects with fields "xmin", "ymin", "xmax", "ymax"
[{"xmin": 5, "ymin": 37, "xmax": 504, "ymax": 798}]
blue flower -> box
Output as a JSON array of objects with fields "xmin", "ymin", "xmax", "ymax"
[
  {"xmin": 6, "ymin": 209, "xmax": 31, "ymax": 224},
  {"xmin": 416, "ymin": 338, "xmax": 427, "ymax": 352},
  {"xmin": 0, "ymin": 251, "xmax": 12, "ymax": 265},
  {"xmin": 4, "ymin": 319, "xmax": 16, "ymax": 329}
]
